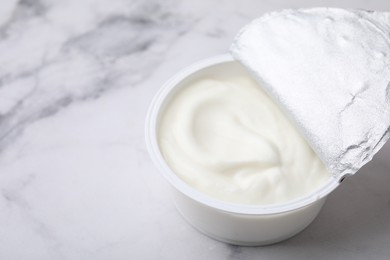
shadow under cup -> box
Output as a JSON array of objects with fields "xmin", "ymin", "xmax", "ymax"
[{"xmin": 145, "ymin": 54, "xmax": 340, "ymax": 246}]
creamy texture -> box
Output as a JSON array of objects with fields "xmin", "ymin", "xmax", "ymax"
[
  {"xmin": 158, "ymin": 76, "xmax": 330, "ymax": 205},
  {"xmin": 231, "ymin": 8, "xmax": 390, "ymax": 178}
]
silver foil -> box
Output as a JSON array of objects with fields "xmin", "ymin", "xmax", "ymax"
[{"xmin": 231, "ymin": 8, "xmax": 390, "ymax": 178}]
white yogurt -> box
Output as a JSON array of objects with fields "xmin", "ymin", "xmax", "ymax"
[{"xmin": 158, "ymin": 75, "xmax": 330, "ymax": 205}]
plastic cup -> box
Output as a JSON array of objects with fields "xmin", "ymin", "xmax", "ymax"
[{"xmin": 145, "ymin": 54, "xmax": 340, "ymax": 246}]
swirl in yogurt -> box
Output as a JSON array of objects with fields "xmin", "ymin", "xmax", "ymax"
[{"xmin": 158, "ymin": 76, "xmax": 330, "ymax": 205}]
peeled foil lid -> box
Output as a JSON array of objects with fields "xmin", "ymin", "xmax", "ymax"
[{"xmin": 231, "ymin": 8, "xmax": 390, "ymax": 178}]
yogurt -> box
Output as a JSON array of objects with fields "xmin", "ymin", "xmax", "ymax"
[{"xmin": 158, "ymin": 75, "xmax": 330, "ymax": 205}]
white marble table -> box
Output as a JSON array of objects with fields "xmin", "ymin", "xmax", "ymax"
[{"xmin": 0, "ymin": 0, "xmax": 389, "ymax": 259}]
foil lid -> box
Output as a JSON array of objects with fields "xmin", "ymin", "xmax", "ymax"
[{"xmin": 231, "ymin": 8, "xmax": 390, "ymax": 178}]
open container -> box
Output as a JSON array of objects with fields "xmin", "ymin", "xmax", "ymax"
[{"xmin": 145, "ymin": 54, "xmax": 341, "ymax": 246}]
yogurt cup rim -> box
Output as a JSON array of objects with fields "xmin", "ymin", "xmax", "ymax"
[{"xmin": 145, "ymin": 53, "xmax": 340, "ymax": 215}]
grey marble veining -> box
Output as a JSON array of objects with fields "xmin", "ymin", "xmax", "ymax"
[
  {"xmin": 0, "ymin": 0, "xmax": 196, "ymax": 153},
  {"xmin": 0, "ymin": 0, "xmax": 389, "ymax": 259}
]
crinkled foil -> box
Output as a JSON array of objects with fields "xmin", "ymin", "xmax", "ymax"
[{"xmin": 231, "ymin": 8, "xmax": 390, "ymax": 178}]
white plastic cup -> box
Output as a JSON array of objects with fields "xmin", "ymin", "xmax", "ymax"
[{"xmin": 145, "ymin": 54, "xmax": 340, "ymax": 246}]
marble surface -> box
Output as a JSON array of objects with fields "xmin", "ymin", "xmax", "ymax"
[{"xmin": 0, "ymin": 0, "xmax": 389, "ymax": 259}]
